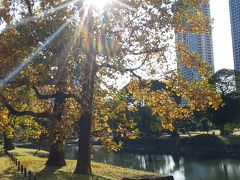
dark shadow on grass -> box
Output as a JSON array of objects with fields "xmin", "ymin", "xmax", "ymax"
[
  {"xmin": 37, "ymin": 166, "xmax": 108, "ymax": 180},
  {"xmin": 0, "ymin": 165, "xmax": 24, "ymax": 180},
  {"xmin": 38, "ymin": 165, "xmax": 62, "ymax": 176},
  {"xmin": 0, "ymin": 152, "xmax": 5, "ymax": 157}
]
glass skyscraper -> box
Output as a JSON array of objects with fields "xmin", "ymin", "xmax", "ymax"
[
  {"xmin": 176, "ymin": 4, "xmax": 214, "ymax": 81},
  {"xmin": 229, "ymin": 0, "xmax": 240, "ymax": 71}
]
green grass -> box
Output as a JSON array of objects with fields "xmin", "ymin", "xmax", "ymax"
[
  {"xmin": 0, "ymin": 147, "xmax": 23, "ymax": 179},
  {"xmin": 0, "ymin": 147, "xmax": 164, "ymax": 180},
  {"xmin": 0, "ymin": 155, "xmax": 24, "ymax": 180}
]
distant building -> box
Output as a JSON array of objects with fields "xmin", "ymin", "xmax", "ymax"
[
  {"xmin": 229, "ymin": 0, "xmax": 240, "ymax": 71},
  {"xmin": 176, "ymin": 4, "xmax": 214, "ymax": 81}
]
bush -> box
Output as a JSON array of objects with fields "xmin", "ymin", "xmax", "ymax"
[{"xmin": 187, "ymin": 134, "xmax": 229, "ymax": 146}]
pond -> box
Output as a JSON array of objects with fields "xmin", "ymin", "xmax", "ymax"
[{"xmin": 64, "ymin": 145, "xmax": 240, "ymax": 180}]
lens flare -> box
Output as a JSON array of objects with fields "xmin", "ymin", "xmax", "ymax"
[
  {"xmin": 0, "ymin": 0, "xmax": 81, "ymax": 34},
  {"xmin": 0, "ymin": 19, "xmax": 71, "ymax": 89},
  {"xmin": 85, "ymin": 0, "xmax": 111, "ymax": 9}
]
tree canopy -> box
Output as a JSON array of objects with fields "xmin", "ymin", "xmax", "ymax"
[
  {"xmin": 207, "ymin": 69, "xmax": 240, "ymax": 134},
  {"xmin": 0, "ymin": 0, "xmax": 222, "ymax": 175}
]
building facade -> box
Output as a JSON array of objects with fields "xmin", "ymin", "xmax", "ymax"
[
  {"xmin": 229, "ymin": 0, "xmax": 240, "ymax": 71},
  {"xmin": 176, "ymin": 4, "xmax": 214, "ymax": 81}
]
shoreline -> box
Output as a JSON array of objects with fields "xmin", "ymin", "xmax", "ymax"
[
  {"xmin": 120, "ymin": 134, "xmax": 240, "ymax": 159},
  {"xmin": 2, "ymin": 147, "xmax": 174, "ymax": 180}
]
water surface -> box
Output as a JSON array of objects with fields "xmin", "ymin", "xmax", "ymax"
[{"xmin": 65, "ymin": 145, "xmax": 240, "ymax": 180}]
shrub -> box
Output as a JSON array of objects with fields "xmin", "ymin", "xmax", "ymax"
[{"xmin": 187, "ymin": 134, "xmax": 229, "ymax": 146}]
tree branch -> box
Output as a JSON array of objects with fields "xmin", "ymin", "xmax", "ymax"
[
  {"xmin": 32, "ymin": 85, "xmax": 82, "ymax": 103},
  {"xmin": 0, "ymin": 93, "xmax": 50, "ymax": 118},
  {"xmin": 97, "ymin": 59, "xmax": 145, "ymax": 73},
  {"xmin": 25, "ymin": 0, "xmax": 33, "ymax": 15},
  {"xmin": 130, "ymin": 47, "xmax": 162, "ymax": 55},
  {"xmin": 63, "ymin": 93, "xmax": 82, "ymax": 104},
  {"xmin": 32, "ymin": 85, "xmax": 56, "ymax": 99}
]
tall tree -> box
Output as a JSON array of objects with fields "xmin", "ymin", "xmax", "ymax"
[
  {"xmin": 0, "ymin": 0, "xmax": 79, "ymax": 165},
  {"xmin": 209, "ymin": 69, "xmax": 240, "ymax": 96},
  {"xmin": 0, "ymin": 0, "xmax": 222, "ymax": 175},
  {"xmin": 72, "ymin": 0, "xmax": 221, "ymax": 174},
  {"xmin": 208, "ymin": 69, "xmax": 240, "ymax": 134},
  {"xmin": 0, "ymin": 0, "xmax": 135, "ymax": 168}
]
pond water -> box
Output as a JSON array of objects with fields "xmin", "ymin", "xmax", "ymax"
[{"xmin": 64, "ymin": 145, "xmax": 240, "ymax": 180}]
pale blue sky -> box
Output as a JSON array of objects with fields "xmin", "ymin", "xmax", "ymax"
[{"xmin": 210, "ymin": 0, "xmax": 234, "ymax": 71}]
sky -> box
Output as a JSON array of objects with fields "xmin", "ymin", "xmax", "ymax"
[
  {"xmin": 210, "ymin": 0, "xmax": 234, "ymax": 71},
  {"xmin": 0, "ymin": 0, "xmax": 235, "ymax": 73}
]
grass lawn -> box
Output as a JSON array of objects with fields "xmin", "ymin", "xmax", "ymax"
[
  {"xmin": 0, "ymin": 154, "xmax": 24, "ymax": 180},
  {"xmin": 0, "ymin": 147, "xmax": 166, "ymax": 180}
]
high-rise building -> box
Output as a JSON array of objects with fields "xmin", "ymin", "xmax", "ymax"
[
  {"xmin": 229, "ymin": 0, "xmax": 240, "ymax": 71},
  {"xmin": 176, "ymin": 4, "xmax": 214, "ymax": 81}
]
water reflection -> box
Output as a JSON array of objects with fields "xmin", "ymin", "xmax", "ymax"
[{"xmin": 64, "ymin": 145, "xmax": 240, "ymax": 180}]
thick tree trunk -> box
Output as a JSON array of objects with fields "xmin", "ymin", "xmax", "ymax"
[
  {"xmin": 4, "ymin": 135, "xmax": 15, "ymax": 151},
  {"xmin": 45, "ymin": 43, "xmax": 72, "ymax": 166},
  {"xmin": 74, "ymin": 60, "xmax": 95, "ymax": 174},
  {"xmin": 46, "ymin": 92, "xmax": 66, "ymax": 166},
  {"xmin": 46, "ymin": 144, "xmax": 66, "ymax": 166},
  {"xmin": 74, "ymin": 111, "xmax": 92, "ymax": 174},
  {"xmin": 74, "ymin": 10, "xmax": 96, "ymax": 175}
]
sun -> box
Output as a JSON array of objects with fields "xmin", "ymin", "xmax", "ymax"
[{"xmin": 84, "ymin": 0, "xmax": 111, "ymax": 9}]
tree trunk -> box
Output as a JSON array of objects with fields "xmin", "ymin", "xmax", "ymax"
[
  {"xmin": 74, "ymin": 111, "xmax": 92, "ymax": 174},
  {"xmin": 220, "ymin": 126, "xmax": 225, "ymax": 135},
  {"xmin": 45, "ymin": 40, "xmax": 73, "ymax": 166},
  {"xmin": 74, "ymin": 10, "xmax": 96, "ymax": 175},
  {"xmin": 46, "ymin": 144, "xmax": 66, "ymax": 166},
  {"xmin": 25, "ymin": 0, "xmax": 33, "ymax": 15},
  {"xmin": 74, "ymin": 64, "xmax": 95, "ymax": 174},
  {"xmin": 4, "ymin": 135, "xmax": 15, "ymax": 151},
  {"xmin": 46, "ymin": 92, "xmax": 66, "ymax": 166},
  {"xmin": 74, "ymin": 61, "xmax": 95, "ymax": 174},
  {"xmin": 171, "ymin": 130, "xmax": 180, "ymax": 138}
]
